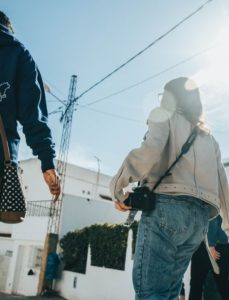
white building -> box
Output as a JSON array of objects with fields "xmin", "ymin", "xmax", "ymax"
[
  {"xmin": 0, "ymin": 158, "xmax": 228, "ymax": 299},
  {"xmin": 0, "ymin": 158, "xmax": 129, "ymax": 297}
]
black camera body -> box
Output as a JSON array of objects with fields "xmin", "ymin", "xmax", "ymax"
[{"xmin": 124, "ymin": 186, "xmax": 156, "ymax": 211}]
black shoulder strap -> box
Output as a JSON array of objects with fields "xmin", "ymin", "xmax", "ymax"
[{"xmin": 152, "ymin": 126, "xmax": 199, "ymax": 191}]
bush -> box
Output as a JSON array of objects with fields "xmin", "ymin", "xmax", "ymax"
[
  {"xmin": 60, "ymin": 222, "xmax": 139, "ymax": 274},
  {"xmin": 59, "ymin": 228, "xmax": 89, "ymax": 274}
]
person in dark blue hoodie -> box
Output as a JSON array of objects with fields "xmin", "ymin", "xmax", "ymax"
[{"xmin": 0, "ymin": 11, "xmax": 60, "ymax": 202}]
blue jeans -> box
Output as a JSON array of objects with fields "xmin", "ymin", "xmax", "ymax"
[{"xmin": 133, "ymin": 194, "xmax": 209, "ymax": 300}]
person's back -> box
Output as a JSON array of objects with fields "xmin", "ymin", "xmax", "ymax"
[
  {"xmin": 0, "ymin": 11, "xmax": 60, "ymax": 209},
  {"xmin": 144, "ymin": 110, "xmax": 220, "ymax": 215},
  {"xmin": 110, "ymin": 77, "xmax": 229, "ymax": 300}
]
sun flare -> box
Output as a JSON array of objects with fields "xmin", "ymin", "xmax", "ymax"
[{"xmin": 192, "ymin": 23, "xmax": 229, "ymax": 89}]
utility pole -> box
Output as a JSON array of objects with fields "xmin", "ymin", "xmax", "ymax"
[
  {"xmin": 38, "ymin": 75, "xmax": 78, "ymax": 295},
  {"xmin": 92, "ymin": 156, "xmax": 101, "ymax": 199}
]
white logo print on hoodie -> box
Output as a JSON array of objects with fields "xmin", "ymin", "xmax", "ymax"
[{"xmin": 0, "ymin": 82, "xmax": 10, "ymax": 102}]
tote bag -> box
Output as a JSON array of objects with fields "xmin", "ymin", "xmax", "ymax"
[{"xmin": 0, "ymin": 115, "xmax": 26, "ymax": 223}]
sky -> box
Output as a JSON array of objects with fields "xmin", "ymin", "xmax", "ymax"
[{"xmin": 1, "ymin": 0, "xmax": 229, "ymax": 176}]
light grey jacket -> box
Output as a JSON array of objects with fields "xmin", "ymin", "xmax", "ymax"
[{"xmin": 110, "ymin": 106, "xmax": 229, "ymax": 236}]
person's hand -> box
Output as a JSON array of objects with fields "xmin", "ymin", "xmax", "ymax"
[
  {"xmin": 43, "ymin": 169, "xmax": 61, "ymax": 202},
  {"xmin": 114, "ymin": 192, "xmax": 131, "ymax": 211},
  {"xmin": 209, "ymin": 246, "xmax": 221, "ymax": 260},
  {"xmin": 115, "ymin": 201, "xmax": 132, "ymax": 211}
]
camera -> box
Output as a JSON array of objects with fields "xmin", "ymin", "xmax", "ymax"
[{"xmin": 124, "ymin": 186, "xmax": 156, "ymax": 211}]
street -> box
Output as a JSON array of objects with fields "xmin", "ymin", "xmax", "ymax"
[{"xmin": 0, "ymin": 294, "xmax": 65, "ymax": 300}]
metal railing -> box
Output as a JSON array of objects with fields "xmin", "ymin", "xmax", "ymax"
[{"xmin": 26, "ymin": 200, "xmax": 52, "ymax": 217}]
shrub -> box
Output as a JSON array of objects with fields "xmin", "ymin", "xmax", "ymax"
[{"xmin": 60, "ymin": 221, "xmax": 139, "ymax": 274}]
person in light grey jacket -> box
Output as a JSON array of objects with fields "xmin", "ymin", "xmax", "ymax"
[{"xmin": 110, "ymin": 77, "xmax": 229, "ymax": 300}]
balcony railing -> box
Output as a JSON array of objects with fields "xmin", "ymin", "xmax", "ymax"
[{"xmin": 26, "ymin": 200, "xmax": 52, "ymax": 217}]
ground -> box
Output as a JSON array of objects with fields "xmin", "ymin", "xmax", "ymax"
[{"xmin": 0, "ymin": 293, "xmax": 65, "ymax": 300}]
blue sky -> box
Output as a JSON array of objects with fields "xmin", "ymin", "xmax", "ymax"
[{"xmin": 1, "ymin": 0, "xmax": 229, "ymax": 175}]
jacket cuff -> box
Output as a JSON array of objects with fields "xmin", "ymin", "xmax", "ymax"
[
  {"xmin": 41, "ymin": 157, "xmax": 55, "ymax": 172},
  {"xmin": 208, "ymin": 242, "xmax": 216, "ymax": 247}
]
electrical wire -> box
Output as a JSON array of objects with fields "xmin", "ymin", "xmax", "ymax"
[
  {"xmin": 60, "ymin": 0, "xmax": 214, "ymax": 119},
  {"xmin": 80, "ymin": 106, "xmax": 229, "ymax": 132},
  {"xmin": 80, "ymin": 106, "xmax": 142, "ymax": 123},
  {"xmin": 79, "ymin": 44, "xmax": 217, "ymax": 108},
  {"xmin": 47, "ymin": 91, "xmax": 67, "ymax": 105},
  {"xmin": 48, "ymin": 43, "xmax": 217, "ymax": 116},
  {"xmin": 44, "ymin": 77, "xmax": 67, "ymax": 98},
  {"xmin": 49, "ymin": 106, "xmax": 63, "ymax": 115},
  {"xmin": 75, "ymin": 0, "xmax": 213, "ymax": 102},
  {"xmin": 47, "ymin": 0, "xmax": 216, "ymax": 119}
]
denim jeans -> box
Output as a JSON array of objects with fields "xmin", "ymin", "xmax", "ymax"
[{"xmin": 133, "ymin": 194, "xmax": 209, "ymax": 300}]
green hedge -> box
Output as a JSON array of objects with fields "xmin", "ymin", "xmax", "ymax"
[
  {"xmin": 59, "ymin": 228, "xmax": 90, "ymax": 274},
  {"xmin": 60, "ymin": 222, "xmax": 138, "ymax": 274}
]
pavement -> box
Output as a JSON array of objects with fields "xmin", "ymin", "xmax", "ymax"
[{"xmin": 0, "ymin": 293, "xmax": 65, "ymax": 300}]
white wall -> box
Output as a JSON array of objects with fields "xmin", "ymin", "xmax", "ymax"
[
  {"xmin": 0, "ymin": 223, "xmax": 12, "ymax": 235},
  {"xmin": 56, "ymin": 231, "xmax": 191, "ymax": 300},
  {"xmin": 60, "ymin": 194, "xmax": 134, "ymax": 237},
  {"xmin": 0, "ymin": 159, "xmax": 119, "ymax": 297},
  {"xmin": 56, "ymin": 231, "xmax": 135, "ymax": 300},
  {"xmin": 0, "ymin": 255, "xmax": 11, "ymax": 291},
  {"xmin": 20, "ymin": 159, "xmax": 51, "ymax": 201},
  {"xmin": 12, "ymin": 217, "xmax": 48, "ymax": 242},
  {"xmin": 0, "ymin": 158, "xmax": 199, "ymax": 297},
  {"xmin": 20, "ymin": 158, "xmax": 112, "ymax": 203},
  {"xmin": 5, "ymin": 241, "xmax": 43, "ymax": 296},
  {"xmin": 0, "ymin": 237, "xmax": 13, "ymax": 255}
]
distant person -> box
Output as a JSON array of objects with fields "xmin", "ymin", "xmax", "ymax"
[
  {"xmin": 0, "ymin": 11, "xmax": 60, "ymax": 209},
  {"xmin": 189, "ymin": 215, "xmax": 229, "ymax": 300},
  {"xmin": 110, "ymin": 77, "xmax": 229, "ymax": 299},
  {"xmin": 180, "ymin": 282, "xmax": 185, "ymax": 300}
]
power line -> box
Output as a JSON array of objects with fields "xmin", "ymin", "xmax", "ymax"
[
  {"xmin": 47, "ymin": 43, "xmax": 217, "ymax": 116},
  {"xmin": 47, "ymin": 90, "xmax": 66, "ymax": 106},
  {"xmin": 49, "ymin": 106, "xmax": 63, "ymax": 115},
  {"xmin": 79, "ymin": 107, "xmax": 229, "ymax": 132},
  {"xmin": 61, "ymin": 0, "xmax": 214, "ymax": 119},
  {"xmin": 47, "ymin": 88, "xmax": 229, "ymax": 131},
  {"xmin": 80, "ymin": 106, "xmax": 142, "ymax": 123},
  {"xmin": 44, "ymin": 77, "xmax": 67, "ymax": 98},
  {"xmin": 79, "ymin": 44, "xmax": 217, "ymax": 108},
  {"xmin": 75, "ymin": 0, "xmax": 213, "ymax": 101}
]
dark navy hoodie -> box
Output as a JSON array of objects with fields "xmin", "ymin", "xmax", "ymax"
[{"xmin": 0, "ymin": 24, "xmax": 55, "ymax": 174}]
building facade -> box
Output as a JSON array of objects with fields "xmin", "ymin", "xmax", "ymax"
[
  {"xmin": 0, "ymin": 158, "xmax": 128, "ymax": 296},
  {"xmin": 0, "ymin": 158, "xmax": 228, "ymax": 298}
]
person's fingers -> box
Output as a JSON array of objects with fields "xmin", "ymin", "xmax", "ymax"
[
  {"xmin": 212, "ymin": 250, "xmax": 220, "ymax": 260},
  {"xmin": 115, "ymin": 202, "xmax": 123, "ymax": 211},
  {"xmin": 115, "ymin": 201, "xmax": 131, "ymax": 211},
  {"xmin": 52, "ymin": 193, "xmax": 59, "ymax": 203},
  {"xmin": 50, "ymin": 189, "xmax": 60, "ymax": 195},
  {"xmin": 115, "ymin": 202, "xmax": 126, "ymax": 211},
  {"xmin": 48, "ymin": 183, "xmax": 59, "ymax": 190},
  {"xmin": 49, "ymin": 187, "xmax": 60, "ymax": 203},
  {"xmin": 49, "ymin": 185, "xmax": 61, "ymax": 193},
  {"xmin": 118, "ymin": 202, "xmax": 131, "ymax": 210},
  {"xmin": 215, "ymin": 255, "xmax": 220, "ymax": 260}
]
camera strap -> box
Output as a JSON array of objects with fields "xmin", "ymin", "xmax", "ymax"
[
  {"xmin": 152, "ymin": 125, "xmax": 199, "ymax": 191},
  {"xmin": 124, "ymin": 125, "xmax": 199, "ymax": 227}
]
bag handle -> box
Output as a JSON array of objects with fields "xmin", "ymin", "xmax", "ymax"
[{"xmin": 0, "ymin": 114, "xmax": 11, "ymax": 165}]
